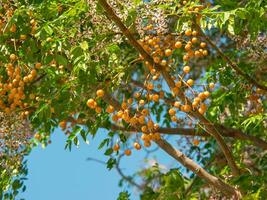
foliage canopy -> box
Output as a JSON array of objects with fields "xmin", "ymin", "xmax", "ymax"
[{"xmin": 0, "ymin": 0, "xmax": 266, "ymax": 199}]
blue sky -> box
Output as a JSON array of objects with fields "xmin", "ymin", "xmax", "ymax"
[{"xmin": 19, "ymin": 128, "xmax": 179, "ymax": 200}]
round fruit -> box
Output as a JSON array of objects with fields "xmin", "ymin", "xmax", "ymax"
[
  {"xmin": 124, "ymin": 149, "xmax": 132, "ymax": 156},
  {"xmin": 106, "ymin": 105, "xmax": 114, "ymax": 113},
  {"xmin": 187, "ymin": 79, "xmax": 194, "ymax": 87},
  {"xmin": 183, "ymin": 66, "xmax": 191, "ymax": 74},
  {"xmin": 174, "ymin": 101, "xmax": 181, "ymax": 108},
  {"xmin": 96, "ymin": 89, "xmax": 104, "ymax": 97},
  {"xmin": 113, "ymin": 144, "xmax": 120, "ymax": 151},
  {"xmin": 185, "ymin": 29, "xmax": 192, "ymax": 36},
  {"xmin": 144, "ymin": 141, "xmax": 151, "ymax": 147},
  {"xmin": 209, "ymin": 82, "xmax": 215, "ymax": 89},
  {"xmin": 168, "ymin": 108, "xmax": 176, "ymax": 116},
  {"xmin": 200, "ymin": 42, "xmax": 207, "ymax": 48},
  {"xmin": 134, "ymin": 142, "xmax": 141, "ymax": 150},
  {"xmin": 175, "ymin": 41, "xmax": 182, "ymax": 48},
  {"xmin": 10, "ymin": 54, "xmax": 16, "ymax": 61},
  {"xmin": 165, "ymin": 49, "xmax": 172, "ymax": 57},
  {"xmin": 193, "ymin": 139, "xmax": 200, "ymax": 146},
  {"xmin": 87, "ymin": 98, "xmax": 96, "ymax": 108}
]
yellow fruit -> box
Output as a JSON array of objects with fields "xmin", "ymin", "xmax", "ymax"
[
  {"xmin": 174, "ymin": 101, "xmax": 181, "ymax": 108},
  {"xmin": 87, "ymin": 98, "xmax": 96, "ymax": 108},
  {"xmin": 168, "ymin": 108, "xmax": 176, "ymax": 116},
  {"xmin": 106, "ymin": 105, "xmax": 115, "ymax": 113},
  {"xmin": 183, "ymin": 66, "xmax": 191, "ymax": 74},
  {"xmin": 124, "ymin": 149, "xmax": 132, "ymax": 156},
  {"xmin": 95, "ymin": 106, "xmax": 102, "ymax": 113},
  {"xmin": 191, "ymin": 37, "xmax": 198, "ymax": 44},
  {"xmin": 144, "ymin": 141, "xmax": 151, "ymax": 147},
  {"xmin": 187, "ymin": 79, "xmax": 194, "ymax": 87},
  {"xmin": 113, "ymin": 144, "xmax": 120, "ymax": 151},
  {"xmin": 20, "ymin": 34, "xmax": 27, "ymax": 40},
  {"xmin": 175, "ymin": 41, "xmax": 182, "ymax": 48},
  {"xmin": 141, "ymin": 126, "xmax": 148, "ymax": 133},
  {"xmin": 152, "ymin": 94, "xmax": 159, "ymax": 102},
  {"xmin": 35, "ymin": 62, "xmax": 42, "ymax": 69},
  {"xmin": 193, "ymin": 139, "xmax": 200, "ymax": 146},
  {"xmin": 10, "ymin": 54, "xmax": 17, "ymax": 61},
  {"xmin": 192, "ymin": 30, "xmax": 198, "ymax": 36},
  {"xmin": 134, "ymin": 142, "xmax": 141, "ymax": 150},
  {"xmin": 96, "ymin": 89, "xmax": 104, "ymax": 97},
  {"xmin": 209, "ymin": 82, "xmax": 215, "ymax": 89},
  {"xmin": 200, "ymin": 42, "xmax": 207, "ymax": 48},
  {"xmin": 165, "ymin": 49, "xmax": 172, "ymax": 57},
  {"xmin": 185, "ymin": 29, "xmax": 192, "ymax": 36}
]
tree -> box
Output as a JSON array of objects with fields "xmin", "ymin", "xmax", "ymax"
[{"xmin": 0, "ymin": 0, "xmax": 266, "ymax": 199}]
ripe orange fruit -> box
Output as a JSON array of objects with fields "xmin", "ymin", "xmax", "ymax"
[
  {"xmin": 59, "ymin": 121, "xmax": 67, "ymax": 130},
  {"xmin": 153, "ymin": 56, "xmax": 160, "ymax": 63},
  {"xmin": 138, "ymin": 115, "xmax": 146, "ymax": 124},
  {"xmin": 35, "ymin": 62, "xmax": 42, "ymax": 69},
  {"xmin": 165, "ymin": 49, "xmax": 172, "ymax": 57},
  {"xmin": 175, "ymin": 81, "xmax": 182, "ymax": 88},
  {"xmin": 106, "ymin": 105, "xmax": 115, "ymax": 113},
  {"xmin": 147, "ymin": 83, "xmax": 154, "ymax": 90},
  {"xmin": 200, "ymin": 42, "xmax": 207, "ymax": 48},
  {"xmin": 144, "ymin": 141, "xmax": 151, "ymax": 147},
  {"xmin": 192, "ymin": 30, "xmax": 198, "ymax": 36},
  {"xmin": 141, "ymin": 133, "xmax": 149, "ymax": 141},
  {"xmin": 204, "ymin": 91, "xmax": 210, "ymax": 98},
  {"xmin": 134, "ymin": 92, "xmax": 141, "ymax": 99},
  {"xmin": 187, "ymin": 79, "xmax": 194, "ymax": 87},
  {"xmin": 96, "ymin": 89, "xmax": 104, "ymax": 98},
  {"xmin": 203, "ymin": 50, "xmax": 208, "ymax": 56},
  {"xmin": 139, "ymin": 99, "xmax": 145, "ymax": 106},
  {"xmin": 183, "ymin": 66, "xmax": 191, "ymax": 74},
  {"xmin": 171, "ymin": 116, "xmax": 177, "ymax": 122},
  {"xmin": 95, "ymin": 106, "xmax": 102, "ymax": 113},
  {"xmin": 198, "ymin": 92, "xmax": 206, "ymax": 100},
  {"xmin": 112, "ymin": 114, "xmax": 119, "ymax": 122},
  {"xmin": 209, "ymin": 82, "xmax": 215, "ymax": 89},
  {"xmin": 175, "ymin": 41, "xmax": 182, "ymax": 49},
  {"xmin": 168, "ymin": 108, "xmax": 176, "ymax": 116},
  {"xmin": 160, "ymin": 59, "xmax": 167, "ymax": 66},
  {"xmin": 124, "ymin": 149, "xmax": 132, "ymax": 156},
  {"xmin": 191, "ymin": 37, "xmax": 198, "ymax": 44},
  {"xmin": 185, "ymin": 29, "xmax": 192, "ymax": 36},
  {"xmin": 198, "ymin": 108, "xmax": 205, "ymax": 115},
  {"xmin": 34, "ymin": 133, "xmax": 41, "ymax": 140},
  {"xmin": 152, "ymin": 94, "xmax": 159, "ymax": 102},
  {"xmin": 141, "ymin": 126, "xmax": 148, "ymax": 133},
  {"xmin": 185, "ymin": 44, "xmax": 191, "ymax": 51},
  {"xmin": 113, "ymin": 144, "xmax": 120, "ymax": 151},
  {"xmin": 87, "ymin": 98, "xmax": 96, "ymax": 108},
  {"xmin": 134, "ymin": 142, "xmax": 141, "ymax": 150},
  {"xmin": 182, "ymin": 104, "xmax": 191, "ymax": 112},
  {"xmin": 193, "ymin": 139, "xmax": 200, "ymax": 146},
  {"xmin": 10, "ymin": 54, "xmax": 16, "ymax": 61},
  {"xmin": 153, "ymin": 123, "xmax": 159, "ymax": 130},
  {"xmin": 174, "ymin": 101, "xmax": 181, "ymax": 108}
]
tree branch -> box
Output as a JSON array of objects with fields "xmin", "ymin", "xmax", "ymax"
[
  {"xmin": 98, "ymin": 0, "xmax": 239, "ymax": 176},
  {"xmin": 155, "ymin": 139, "xmax": 241, "ymax": 198},
  {"xmin": 195, "ymin": 24, "xmax": 267, "ymax": 91}
]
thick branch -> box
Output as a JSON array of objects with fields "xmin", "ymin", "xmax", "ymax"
[
  {"xmin": 155, "ymin": 139, "xmax": 241, "ymax": 198},
  {"xmin": 195, "ymin": 24, "xmax": 267, "ymax": 91},
  {"xmin": 98, "ymin": 0, "xmax": 239, "ymax": 176}
]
